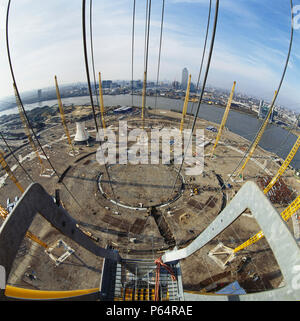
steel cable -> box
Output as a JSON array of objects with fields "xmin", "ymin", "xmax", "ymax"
[
  {"xmin": 0, "ymin": 131, "xmax": 34, "ymax": 183},
  {"xmin": 170, "ymin": 0, "xmax": 220, "ymax": 196},
  {"xmin": 82, "ymin": 0, "xmax": 124, "ymax": 220},
  {"xmin": 154, "ymin": 0, "xmax": 165, "ymax": 113},
  {"xmin": 5, "ymin": 0, "xmax": 84, "ymax": 212}
]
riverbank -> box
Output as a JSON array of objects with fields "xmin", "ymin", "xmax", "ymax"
[{"xmin": 0, "ymin": 94, "xmax": 299, "ymax": 169}]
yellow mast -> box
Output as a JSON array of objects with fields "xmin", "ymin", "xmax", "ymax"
[
  {"xmin": 98, "ymin": 72, "xmax": 106, "ymax": 130},
  {"xmin": 180, "ymin": 74, "xmax": 192, "ymax": 133},
  {"xmin": 0, "ymin": 203, "xmax": 48, "ymax": 249},
  {"xmin": 236, "ymin": 90, "xmax": 277, "ymax": 178},
  {"xmin": 54, "ymin": 76, "xmax": 76, "ymax": 155},
  {"xmin": 0, "ymin": 149, "xmax": 24, "ymax": 193},
  {"xmin": 263, "ymin": 135, "xmax": 300, "ymax": 194},
  {"xmin": 210, "ymin": 81, "xmax": 236, "ymax": 157},
  {"xmin": 233, "ymin": 194, "xmax": 300, "ymax": 253}
]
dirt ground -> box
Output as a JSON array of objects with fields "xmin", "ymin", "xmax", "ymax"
[{"xmin": 0, "ymin": 107, "xmax": 299, "ymax": 296}]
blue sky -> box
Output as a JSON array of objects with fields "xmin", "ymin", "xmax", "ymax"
[{"xmin": 0, "ymin": 0, "xmax": 300, "ymax": 110}]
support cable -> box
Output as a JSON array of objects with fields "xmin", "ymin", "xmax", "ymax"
[
  {"xmin": 5, "ymin": 0, "xmax": 84, "ymax": 212},
  {"xmin": 89, "ymin": 0, "xmax": 100, "ymax": 111},
  {"xmin": 186, "ymin": 0, "xmax": 212, "ymax": 130},
  {"xmin": 82, "ymin": 0, "xmax": 121, "ymax": 216},
  {"xmin": 170, "ymin": 0, "xmax": 219, "ymax": 196},
  {"xmin": 227, "ymin": 0, "xmax": 294, "ymax": 181},
  {"xmin": 151, "ymin": 0, "xmax": 212, "ymax": 249},
  {"xmin": 0, "ymin": 149, "xmax": 24, "ymax": 193},
  {"xmin": 172, "ymin": 0, "xmax": 294, "ymax": 199},
  {"xmin": 166, "ymin": 1, "xmax": 295, "ymax": 282},
  {"xmin": 153, "ymin": 0, "xmax": 215, "ymax": 253},
  {"xmin": 141, "ymin": 0, "xmax": 152, "ymax": 127},
  {"xmin": 0, "ymin": 131, "xmax": 34, "ymax": 183},
  {"xmin": 131, "ymin": 0, "xmax": 136, "ymax": 108},
  {"xmin": 157, "ymin": 1, "xmax": 294, "ymax": 289},
  {"xmin": 154, "ymin": 0, "xmax": 165, "ymax": 113}
]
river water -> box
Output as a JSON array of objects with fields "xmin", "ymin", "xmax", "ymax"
[{"xmin": 1, "ymin": 94, "xmax": 299, "ymax": 169}]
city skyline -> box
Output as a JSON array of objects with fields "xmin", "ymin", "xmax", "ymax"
[
  {"xmin": 0, "ymin": 73, "xmax": 294, "ymax": 114},
  {"xmin": 0, "ymin": 1, "xmax": 300, "ymax": 111}
]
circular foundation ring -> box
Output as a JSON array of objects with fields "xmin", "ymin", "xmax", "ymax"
[{"xmin": 98, "ymin": 164, "xmax": 185, "ymax": 211}]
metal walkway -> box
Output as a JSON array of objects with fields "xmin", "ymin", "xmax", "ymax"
[{"xmin": 100, "ymin": 256, "xmax": 184, "ymax": 301}]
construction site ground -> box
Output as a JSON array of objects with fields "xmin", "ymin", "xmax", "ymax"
[{"xmin": 0, "ymin": 107, "xmax": 299, "ymax": 296}]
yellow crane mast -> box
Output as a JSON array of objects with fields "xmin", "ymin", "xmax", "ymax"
[
  {"xmin": 215, "ymin": 133, "xmax": 300, "ymax": 261},
  {"xmin": 0, "ymin": 203, "xmax": 48, "ymax": 249},
  {"xmin": 235, "ymin": 90, "xmax": 277, "ymax": 178},
  {"xmin": 210, "ymin": 81, "xmax": 236, "ymax": 157},
  {"xmin": 180, "ymin": 74, "xmax": 192, "ymax": 133},
  {"xmin": 54, "ymin": 75, "xmax": 77, "ymax": 156},
  {"xmin": 264, "ymin": 135, "xmax": 300, "ymax": 194},
  {"xmin": 233, "ymin": 194, "xmax": 300, "ymax": 254},
  {"xmin": 0, "ymin": 149, "xmax": 24, "ymax": 193}
]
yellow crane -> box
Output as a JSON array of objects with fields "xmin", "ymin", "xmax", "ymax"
[
  {"xmin": 54, "ymin": 76, "xmax": 77, "ymax": 156},
  {"xmin": 235, "ymin": 90, "xmax": 277, "ymax": 179},
  {"xmin": 0, "ymin": 149, "xmax": 24, "ymax": 193},
  {"xmin": 180, "ymin": 74, "xmax": 192, "ymax": 133},
  {"xmin": 0, "ymin": 150, "xmax": 48, "ymax": 249},
  {"xmin": 210, "ymin": 81, "xmax": 236, "ymax": 157},
  {"xmin": 264, "ymin": 135, "xmax": 300, "ymax": 194},
  {"xmin": 233, "ymin": 194, "xmax": 300, "ymax": 254},
  {"xmin": 0, "ymin": 203, "xmax": 48, "ymax": 249},
  {"xmin": 215, "ymin": 132, "xmax": 300, "ymax": 261}
]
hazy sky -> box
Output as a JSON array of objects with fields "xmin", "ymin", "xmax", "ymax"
[{"xmin": 0, "ymin": 0, "xmax": 300, "ymax": 110}]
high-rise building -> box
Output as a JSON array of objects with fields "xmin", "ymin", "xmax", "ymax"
[
  {"xmin": 172, "ymin": 80, "xmax": 180, "ymax": 90},
  {"xmin": 37, "ymin": 89, "xmax": 42, "ymax": 102},
  {"xmin": 102, "ymin": 80, "xmax": 113, "ymax": 89},
  {"xmin": 130, "ymin": 80, "xmax": 143, "ymax": 89},
  {"xmin": 181, "ymin": 68, "xmax": 188, "ymax": 90},
  {"xmin": 258, "ymin": 100, "xmax": 274, "ymax": 123},
  {"xmin": 258, "ymin": 100, "xmax": 264, "ymax": 118}
]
